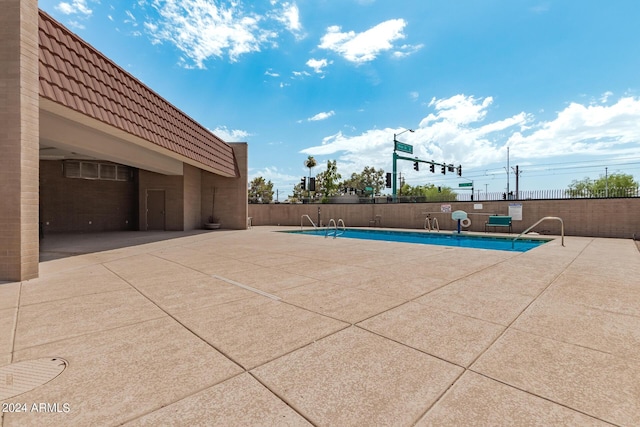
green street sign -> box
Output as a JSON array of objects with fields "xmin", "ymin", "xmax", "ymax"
[
  {"xmin": 458, "ymin": 182, "xmax": 473, "ymax": 187},
  {"xmin": 395, "ymin": 142, "xmax": 413, "ymax": 154},
  {"xmin": 365, "ymin": 186, "xmax": 374, "ymax": 192}
]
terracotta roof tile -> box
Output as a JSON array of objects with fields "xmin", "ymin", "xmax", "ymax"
[{"xmin": 38, "ymin": 8, "xmax": 239, "ymax": 177}]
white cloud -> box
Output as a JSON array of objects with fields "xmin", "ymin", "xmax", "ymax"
[
  {"xmin": 273, "ymin": 2, "xmax": 303, "ymax": 35},
  {"xmin": 292, "ymin": 70, "xmax": 311, "ymax": 78},
  {"xmin": 306, "ymin": 58, "xmax": 331, "ymax": 74},
  {"xmin": 507, "ymin": 97, "xmax": 640, "ymax": 157},
  {"xmin": 144, "ymin": 0, "xmax": 281, "ymax": 67},
  {"xmin": 300, "ymin": 94, "xmax": 640, "ymax": 178},
  {"xmin": 318, "ymin": 19, "xmax": 409, "ymax": 63},
  {"xmin": 125, "ymin": 10, "xmax": 138, "ymax": 26},
  {"xmin": 265, "ymin": 69, "xmax": 280, "ymax": 77},
  {"xmin": 55, "ymin": 0, "xmax": 92, "ymax": 16},
  {"xmin": 211, "ymin": 126, "xmax": 251, "ymax": 142},
  {"xmin": 250, "ymin": 166, "xmax": 298, "ymax": 183},
  {"xmin": 600, "ymin": 91, "xmax": 613, "ymax": 103},
  {"xmin": 392, "ymin": 43, "xmax": 424, "ymax": 58},
  {"xmin": 306, "ymin": 111, "xmax": 335, "ymax": 122}
]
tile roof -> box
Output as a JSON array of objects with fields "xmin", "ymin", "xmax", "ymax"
[{"xmin": 38, "ymin": 10, "xmax": 238, "ymax": 177}]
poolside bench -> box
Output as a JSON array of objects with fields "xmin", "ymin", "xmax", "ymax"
[{"xmin": 485, "ymin": 215, "xmax": 512, "ymax": 233}]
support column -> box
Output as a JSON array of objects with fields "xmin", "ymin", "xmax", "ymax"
[{"xmin": 0, "ymin": 0, "xmax": 40, "ymax": 282}]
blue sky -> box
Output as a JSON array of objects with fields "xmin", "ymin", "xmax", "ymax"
[{"xmin": 41, "ymin": 0, "xmax": 640, "ymax": 198}]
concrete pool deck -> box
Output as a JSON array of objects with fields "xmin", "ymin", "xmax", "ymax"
[{"xmin": 1, "ymin": 227, "xmax": 639, "ymax": 426}]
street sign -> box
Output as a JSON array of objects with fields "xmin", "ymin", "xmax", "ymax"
[
  {"xmin": 395, "ymin": 142, "xmax": 413, "ymax": 154},
  {"xmin": 458, "ymin": 182, "xmax": 473, "ymax": 187}
]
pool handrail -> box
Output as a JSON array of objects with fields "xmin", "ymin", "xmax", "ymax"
[
  {"xmin": 512, "ymin": 216, "xmax": 564, "ymax": 248},
  {"xmin": 301, "ymin": 214, "xmax": 317, "ymax": 230},
  {"xmin": 424, "ymin": 216, "xmax": 440, "ymax": 232},
  {"xmin": 325, "ymin": 218, "xmax": 346, "ymax": 238}
]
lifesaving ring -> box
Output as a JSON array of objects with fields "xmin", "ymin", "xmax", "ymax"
[{"xmin": 461, "ymin": 218, "xmax": 471, "ymax": 228}]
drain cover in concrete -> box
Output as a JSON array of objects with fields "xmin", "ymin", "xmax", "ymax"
[{"xmin": 0, "ymin": 358, "xmax": 68, "ymax": 400}]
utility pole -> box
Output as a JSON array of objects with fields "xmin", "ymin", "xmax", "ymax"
[
  {"xmin": 605, "ymin": 167, "xmax": 609, "ymax": 197},
  {"xmin": 506, "ymin": 146, "xmax": 510, "ymax": 196},
  {"xmin": 511, "ymin": 165, "xmax": 521, "ymax": 200}
]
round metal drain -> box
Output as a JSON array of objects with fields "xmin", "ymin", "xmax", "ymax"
[{"xmin": 0, "ymin": 358, "xmax": 68, "ymax": 400}]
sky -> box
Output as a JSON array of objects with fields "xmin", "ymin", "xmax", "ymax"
[{"xmin": 40, "ymin": 0, "xmax": 640, "ymax": 199}]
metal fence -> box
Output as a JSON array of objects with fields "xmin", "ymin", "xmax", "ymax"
[
  {"xmin": 279, "ymin": 187, "xmax": 640, "ymax": 204},
  {"xmin": 456, "ymin": 187, "xmax": 640, "ymax": 202}
]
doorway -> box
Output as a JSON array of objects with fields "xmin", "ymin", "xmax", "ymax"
[{"xmin": 146, "ymin": 190, "xmax": 165, "ymax": 230}]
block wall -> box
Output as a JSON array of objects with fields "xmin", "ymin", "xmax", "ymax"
[
  {"xmin": 39, "ymin": 161, "xmax": 137, "ymax": 233},
  {"xmin": 201, "ymin": 143, "xmax": 248, "ymax": 229},
  {"xmin": 0, "ymin": 0, "xmax": 40, "ymax": 281},
  {"xmin": 248, "ymin": 198, "xmax": 640, "ymax": 238}
]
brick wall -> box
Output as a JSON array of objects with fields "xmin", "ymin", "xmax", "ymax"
[
  {"xmin": 40, "ymin": 161, "xmax": 137, "ymax": 233},
  {"xmin": 138, "ymin": 169, "xmax": 184, "ymax": 231},
  {"xmin": 183, "ymin": 163, "xmax": 202, "ymax": 230},
  {"xmin": 248, "ymin": 198, "xmax": 640, "ymax": 238}
]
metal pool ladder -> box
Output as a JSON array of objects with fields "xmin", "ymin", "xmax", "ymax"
[
  {"xmin": 512, "ymin": 216, "xmax": 564, "ymax": 248},
  {"xmin": 301, "ymin": 214, "xmax": 317, "ymax": 230},
  {"xmin": 325, "ymin": 218, "xmax": 346, "ymax": 238},
  {"xmin": 424, "ymin": 216, "xmax": 439, "ymax": 231}
]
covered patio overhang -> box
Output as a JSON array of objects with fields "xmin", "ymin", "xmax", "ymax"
[{"xmin": 39, "ymin": 99, "xmax": 236, "ymax": 177}]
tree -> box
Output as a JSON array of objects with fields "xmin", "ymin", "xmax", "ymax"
[
  {"xmin": 399, "ymin": 183, "xmax": 457, "ymax": 201},
  {"xmin": 248, "ymin": 177, "xmax": 274, "ymax": 203},
  {"xmin": 341, "ymin": 166, "xmax": 385, "ymax": 195},
  {"xmin": 303, "ymin": 155, "xmax": 317, "ymax": 200},
  {"xmin": 289, "ymin": 182, "xmax": 305, "ymax": 203},
  {"xmin": 315, "ymin": 160, "xmax": 342, "ymax": 202},
  {"xmin": 567, "ymin": 173, "xmax": 638, "ymax": 197}
]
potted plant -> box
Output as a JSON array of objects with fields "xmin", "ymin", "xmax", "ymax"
[{"xmin": 204, "ymin": 187, "xmax": 221, "ymax": 229}]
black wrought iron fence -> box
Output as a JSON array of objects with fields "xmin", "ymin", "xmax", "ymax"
[
  {"xmin": 282, "ymin": 187, "xmax": 640, "ymax": 204},
  {"xmin": 456, "ymin": 187, "xmax": 640, "ymax": 202}
]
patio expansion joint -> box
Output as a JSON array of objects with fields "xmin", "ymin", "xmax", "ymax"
[
  {"xmin": 245, "ymin": 370, "xmax": 320, "ymax": 427},
  {"xmin": 463, "ymin": 369, "xmax": 621, "ymax": 426},
  {"xmin": 118, "ymin": 371, "xmax": 252, "ymax": 426},
  {"xmin": 102, "ymin": 264, "xmax": 246, "ymax": 372},
  {"xmin": 508, "ymin": 326, "xmax": 639, "ymax": 362},
  {"xmin": 7, "ymin": 282, "xmax": 24, "ymax": 365},
  {"xmin": 462, "ymin": 239, "xmax": 592, "ymax": 370}
]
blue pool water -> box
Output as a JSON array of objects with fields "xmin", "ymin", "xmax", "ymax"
[{"xmin": 286, "ymin": 228, "xmax": 550, "ymax": 252}]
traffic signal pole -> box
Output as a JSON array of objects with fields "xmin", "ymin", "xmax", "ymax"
[
  {"xmin": 391, "ymin": 131, "xmax": 463, "ymax": 202},
  {"xmin": 392, "ymin": 151, "xmax": 398, "ymax": 201}
]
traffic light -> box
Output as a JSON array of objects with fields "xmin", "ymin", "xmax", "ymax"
[
  {"xmin": 309, "ymin": 177, "xmax": 316, "ymax": 191},
  {"xmin": 448, "ymin": 164, "xmax": 455, "ymax": 173},
  {"xmin": 437, "ymin": 186, "xmax": 442, "ymax": 193},
  {"xmin": 441, "ymin": 164, "xmax": 446, "ymax": 175},
  {"xmin": 502, "ymin": 192, "xmax": 506, "ymax": 200},
  {"xmin": 457, "ymin": 165, "xmax": 462, "ymax": 176},
  {"xmin": 413, "ymin": 162, "xmax": 419, "ymax": 171},
  {"xmin": 429, "ymin": 163, "xmax": 435, "ymax": 173},
  {"xmin": 385, "ymin": 172, "xmax": 392, "ymax": 188},
  {"xmin": 300, "ymin": 177, "xmax": 306, "ymax": 190}
]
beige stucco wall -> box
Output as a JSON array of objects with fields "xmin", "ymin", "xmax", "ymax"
[
  {"xmin": 248, "ymin": 198, "xmax": 640, "ymax": 238},
  {"xmin": 0, "ymin": 0, "xmax": 40, "ymax": 281}
]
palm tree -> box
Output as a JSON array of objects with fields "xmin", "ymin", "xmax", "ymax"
[{"xmin": 304, "ymin": 156, "xmax": 317, "ymax": 200}]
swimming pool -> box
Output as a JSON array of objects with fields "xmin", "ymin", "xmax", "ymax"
[{"xmin": 286, "ymin": 228, "xmax": 550, "ymax": 252}]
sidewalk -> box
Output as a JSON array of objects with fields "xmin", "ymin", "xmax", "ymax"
[{"xmin": 1, "ymin": 227, "xmax": 639, "ymax": 426}]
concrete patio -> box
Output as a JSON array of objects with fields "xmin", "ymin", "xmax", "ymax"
[{"xmin": 1, "ymin": 227, "xmax": 639, "ymax": 426}]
